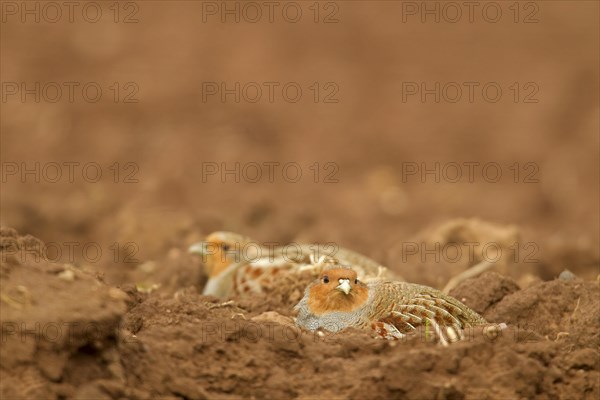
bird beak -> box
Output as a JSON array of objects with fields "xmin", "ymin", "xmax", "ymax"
[
  {"xmin": 189, "ymin": 242, "xmax": 219, "ymax": 263},
  {"xmin": 336, "ymin": 279, "xmax": 352, "ymax": 295},
  {"xmin": 188, "ymin": 242, "xmax": 208, "ymax": 256}
]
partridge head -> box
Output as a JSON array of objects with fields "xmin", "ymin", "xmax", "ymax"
[
  {"xmin": 189, "ymin": 231, "xmax": 253, "ymax": 297},
  {"xmin": 305, "ymin": 267, "xmax": 369, "ymax": 315},
  {"xmin": 188, "ymin": 232, "xmax": 251, "ymax": 276}
]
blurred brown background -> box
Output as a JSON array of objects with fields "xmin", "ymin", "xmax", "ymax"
[{"xmin": 2, "ymin": 1, "xmax": 599, "ymax": 287}]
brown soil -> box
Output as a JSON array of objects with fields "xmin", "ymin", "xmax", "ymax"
[
  {"xmin": 1, "ymin": 227, "xmax": 598, "ymax": 399},
  {"xmin": 1, "ymin": 2, "xmax": 599, "ymax": 399}
]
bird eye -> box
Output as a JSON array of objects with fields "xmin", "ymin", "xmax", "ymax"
[
  {"xmin": 222, "ymin": 244, "xmax": 230, "ymax": 251},
  {"xmin": 355, "ymin": 279, "xmax": 358, "ymax": 284},
  {"xmin": 323, "ymin": 276, "xmax": 329, "ymax": 284}
]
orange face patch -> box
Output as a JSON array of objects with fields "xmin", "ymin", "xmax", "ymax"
[
  {"xmin": 202, "ymin": 234, "xmax": 239, "ymax": 278},
  {"xmin": 307, "ymin": 268, "xmax": 369, "ymax": 315}
]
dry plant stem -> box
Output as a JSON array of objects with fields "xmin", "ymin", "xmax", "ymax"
[
  {"xmin": 442, "ymin": 260, "xmax": 495, "ymax": 294},
  {"xmin": 208, "ymin": 300, "xmax": 235, "ymax": 309}
]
